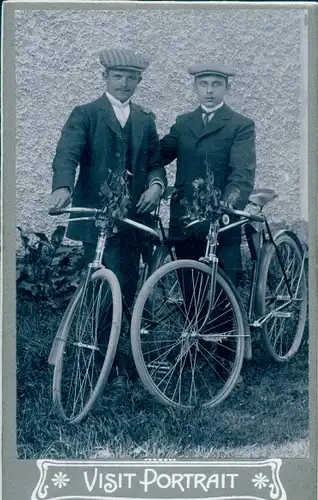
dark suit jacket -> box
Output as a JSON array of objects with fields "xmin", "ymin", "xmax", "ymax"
[
  {"xmin": 52, "ymin": 94, "xmax": 166, "ymax": 244},
  {"xmin": 160, "ymin": 103, "xmax": 256, "ymax": 239}
]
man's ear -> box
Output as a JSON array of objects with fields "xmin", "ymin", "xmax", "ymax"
[
  {"xmin": 102, "ymin": 69, "xmax": 108, "ymax": 81},
  {"xmin": 138, "ymin": 75, "xmax": 142, "ymax": 84}
]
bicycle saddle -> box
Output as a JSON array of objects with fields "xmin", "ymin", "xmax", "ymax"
[{"xmin": 248, "ymin": 188, "xmax": 278, "ymax": 207}]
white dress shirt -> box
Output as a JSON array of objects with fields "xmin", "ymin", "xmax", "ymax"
[
  {"xmin": 106, "ymin": 92, "xmax": 164, "ymax": 195},
  {"xmin": 201, "ymin": 101, "xmax": 224, "ymax": 122},
  {"xmin": 106, "ymin": 91, "xmax": 131, "ymax": 128}
]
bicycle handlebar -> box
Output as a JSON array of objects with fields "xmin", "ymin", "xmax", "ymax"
[
  {"xmin": 48, "ymin": 207, "xmax": 100, "ymax": 216},
  {"xmin": 48, "ymin": 207, "xmax": 161, "ymax": 240},
  {"xmin": 184, "ymin": 205, "xmax": 265, "ymax": 230},
  {"xmin": 48, "ymin": 184, "xmax": 176, "ymax": 217},
  {"xmin": 223, "ymin": 206, "xmax": 265, "ymax": 223},
  {"xmin": 48, "ymin": 199, "xmax": 264, "ymax": 239}
]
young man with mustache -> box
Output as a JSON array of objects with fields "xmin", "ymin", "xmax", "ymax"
[{"xmin": 50, "ymin": 48, "xmax": 166, "ymax": 388}]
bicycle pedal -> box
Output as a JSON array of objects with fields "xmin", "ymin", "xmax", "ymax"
[
  {"xmin": 167, "ymin": 297, "xmax": 183, "ymax": 304},
  {"xmin": 147, "ymin": 360, "xmax": 172, "ymax": 374},
  {"xmin": 272, "ymin": 311, "xmax": 292, "ymax": 318},
  {"xmin": 276, "ymin": 295, "xmax": 291, "ymax": 301},
  {"xmin": 140, "ymin": 327, "xmax": 150, "ymax": 335},
  {"xmin": 74, "ymin": 341, "xmax": 99, "ymax": 351}
]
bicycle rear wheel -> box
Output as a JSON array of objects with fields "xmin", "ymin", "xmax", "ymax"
[
  {"xmin": 255, "ymin": 231, "xmax": 307, "ymax": 362},
  {"xmin": 52, "ymin": 268, "xmax": 122, "ymax": 423},
  {"xmin": 131, "ymin": 259, "xmax": 247, "ymax": 409}
]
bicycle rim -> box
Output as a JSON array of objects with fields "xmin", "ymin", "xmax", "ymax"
[
  {"xmin": 131, "ymin": 259, "xmax": 246, "ymax": 409},
  {"xmin": 255, "ymin": 232, "xmax": 307, "ymax": 361},
  {"xmin": 53, "ymin": 268, "xmax": 122, "ymax": 423}
]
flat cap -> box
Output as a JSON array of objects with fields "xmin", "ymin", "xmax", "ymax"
[
  {"xmin": 188, "ymin": 62, "xmax": 236, "ymax": 78},
  {"xmin": 99, "ymin": 48, "xmax": 149, "ymax": 73}
]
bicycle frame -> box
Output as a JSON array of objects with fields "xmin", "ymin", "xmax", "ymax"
[
  {"xmin": 185, "ymin": 203, "xmax": 304, "ymax": 328},
  {"xmin": 48, "ymin": 205, "xmax": 171, "ymax": 325}
]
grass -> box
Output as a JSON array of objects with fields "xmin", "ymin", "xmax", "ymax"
[{"xmin": 16, "ymin": 290, "xmax": 309, "ymax": 460}]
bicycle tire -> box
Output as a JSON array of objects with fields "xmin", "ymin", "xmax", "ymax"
[
  {"xmin": 254, "ymin": 231, "xmax": 307, "ymax": 362},
  {"xmin": 52, "ymin": 268, "xmax": 122, "ymax": 423},
  {"xmin": 131, "ymin": 259, "xmax": 247, "ymax": 409}
]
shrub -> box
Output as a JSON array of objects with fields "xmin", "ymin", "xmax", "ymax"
[{"xmin": 16, "ymin": 225, "xmax": 84, "ymax": 309}]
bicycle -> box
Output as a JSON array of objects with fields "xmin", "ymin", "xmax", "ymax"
[
  {"xmin": 130, "ymin": 187, "xmax": 308, "ymax": 409},
  {"xmin": 47, "ymin": 188, "xmax": 174, "ymax": 424}
]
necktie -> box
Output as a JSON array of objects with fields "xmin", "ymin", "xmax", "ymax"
[{"xmin": 202, "ymin": 109, "xmax": 214, "ymax": 127}]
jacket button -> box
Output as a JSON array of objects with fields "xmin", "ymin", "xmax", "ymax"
[{"xmin": 116, "ymin": 152, "xmax": 120, "ymax": 157}]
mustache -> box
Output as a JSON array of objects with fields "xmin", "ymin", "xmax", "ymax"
[{"xmin": 116, "ymin": 88, "xmax": 130, "ymax": 91}]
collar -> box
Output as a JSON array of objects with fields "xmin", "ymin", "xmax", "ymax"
[
  {"xmin": 106, "ymin": 91, "xmax": 131, "ymax": 108},
  {"xmin": 200, "ymin": 101, "xmax": 224, "ymax": 113}
]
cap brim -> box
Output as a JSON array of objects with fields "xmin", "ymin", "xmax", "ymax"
[
  {"xmin": 106, "ymin": 65, "xmax": 146, "ymax": 72},
  {"xmin": 191, "ymin": 71, "xmax": 235, "ymax": 78}
]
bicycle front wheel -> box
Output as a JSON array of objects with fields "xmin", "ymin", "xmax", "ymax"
[
  {"xmin": 52, "ymin": 268, "xmax": 122, "ymax": 423},
  {"xmin": 255, "ymin": 231, "xmax": 307, "ymax": 362},
  {"xmin": 131, "ymin": 259, "xmax": 247, "ymax": 409}
]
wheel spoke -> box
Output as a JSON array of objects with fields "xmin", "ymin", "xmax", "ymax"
[
  {"xmin": 55, "ymin": 271, "xmax": 121, "ymax": 422},
  {"xmin": 133, "ymin": 262, "xmax": 245, "ymax": 408},
  {"xmin": 258, "ymin": 237, "xmax": 307, "ymax": 361}
]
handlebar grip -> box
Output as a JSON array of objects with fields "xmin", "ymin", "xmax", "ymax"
[
  {"xmin": 223, "ymin": 206, "xmax": 265, "ymax": 223},
  {"xmin": 248, "ymin": 213, "xmax": 265, "ymax": 223},
  {"xmin": 48, "ymin": 207, "xmax": 63, "ymax": 216}
]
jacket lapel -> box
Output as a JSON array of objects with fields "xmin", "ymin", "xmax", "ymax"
[
  {"xmin": 97, "ymin": 94, "xmax": 123, "ymax": 138},
  {"xmin": 188, "ymin": 107, "xmax": 205, "ymax": 138},
  {"xmin": 188, "ymin": 104, "xmax": 232, "ymax": 139},
  {"xmin": 130, "ymin": 103, "xmax": 146, "ymax": 171}
]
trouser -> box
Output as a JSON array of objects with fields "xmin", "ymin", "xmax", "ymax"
[
  {"xmin": 83, "ymin": 228, "xmax": 141, "ymax": 374},
  {"xmin": 174, "ymin": 234, "xmax": 242, "ymax": 287}
]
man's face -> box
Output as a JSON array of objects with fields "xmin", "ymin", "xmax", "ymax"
[
  {"xmin": 105, "ymin": 69, "xmax": 141, "ymax": 102},
  {"xmin": 194, "ymin": 74, "xmax": 228, "ymax": 107}
]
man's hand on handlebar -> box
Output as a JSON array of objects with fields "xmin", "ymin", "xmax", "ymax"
[
  {"xmin": 219, "ymin": 199, "xmax": 234, "ymax": 210},
  {"xmin": 137, "ymin": 184, "xmax": 162, "ymax": 214},
  {"xmin": 50, "ymin": 187, "xmax": 72, "ymax": 209}
]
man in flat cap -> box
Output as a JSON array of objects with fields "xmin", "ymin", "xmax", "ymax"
[
  {"xmin": 160, "ymin": 62, "xmax": 256, "ymax": 286},
  {"xmin": 50, "ymin": 48, "xmax": 166, "ymax": 387}
]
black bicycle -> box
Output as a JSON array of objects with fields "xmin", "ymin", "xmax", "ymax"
[{"xmin": 130, "ymin": 188, "xmax": 308, "ymax": 409}]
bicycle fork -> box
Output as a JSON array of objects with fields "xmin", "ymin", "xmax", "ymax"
[
  {"xmin": 198, "ymin": 222, "xmax": 219, "ymax": 328},
  {"xmin": 77, "ymin": 230, "xmax": 108, "ymax": 316}
]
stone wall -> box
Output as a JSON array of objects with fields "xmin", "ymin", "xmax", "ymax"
[{"xmin": 15, "ymin": 7, "xmax": 305, "ymax": 243}]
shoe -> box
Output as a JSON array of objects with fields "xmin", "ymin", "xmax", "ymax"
[
  {"xmin": 110, "ymin": 375, "xmax": 128, "ymax": 392},
  {"xmin": 235, "ymin": 374, "xmax": 244, "ymax": 387}
]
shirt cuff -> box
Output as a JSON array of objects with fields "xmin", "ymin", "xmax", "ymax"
[
  {"xmin": 149, "ymin": 178, "xmax": 165, "ymax": 195},
  {"xmin": 52, "ymin": 186, "xmax": 73, "ymax": 195}
]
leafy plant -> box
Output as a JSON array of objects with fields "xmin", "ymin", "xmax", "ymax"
[
  {"xmin": 98, "ymin": 169, "xmax": 131, "ymax": 234},
  {"xmin": 181, "ymin": 169, "xmax": 221, "ymax": 222},
  {"xmin": 16, "ymin": 225, "xmax": 84, "ymax": 309}
]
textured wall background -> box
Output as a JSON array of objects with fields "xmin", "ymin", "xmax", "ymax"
[{"xmin": 15, "ymin": 8, "xmax": 305, "ymax": 244}]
